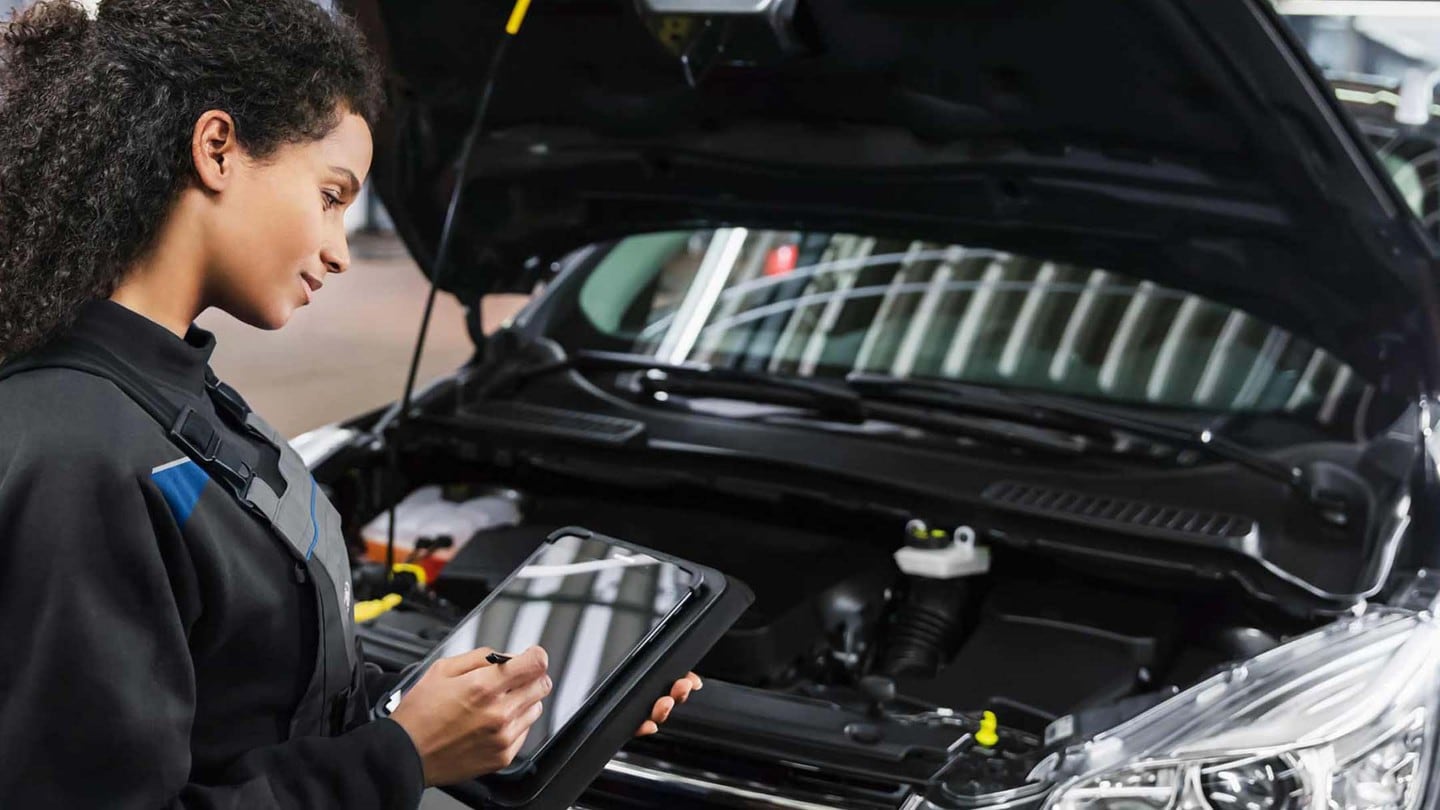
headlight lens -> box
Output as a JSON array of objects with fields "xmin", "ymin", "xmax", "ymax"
[
  {"xmin": 1201, "ymin": 755, "xmax": 1301, "ymax": 810},
  {"xmin": 1045, "ymin": 610, "xmax": 1440, "ymax": 810}
]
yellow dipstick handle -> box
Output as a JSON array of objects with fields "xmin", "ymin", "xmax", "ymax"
[
  {"xmin": 975, "ymin": 711, "xmax": 999, "ymax": 748},
  {"xmin": 506, "ymin": 0, "xmax": 532, "ymax": 35},
  {"xmin": 354, "ymin": 593, "xmax": 403, "ymax": 624}
]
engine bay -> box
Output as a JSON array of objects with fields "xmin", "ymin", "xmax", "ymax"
[{"xmin": 347, "ymin": 456, "xmax": 1325, "ymax": 804}]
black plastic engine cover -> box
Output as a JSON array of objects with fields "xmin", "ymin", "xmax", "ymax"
[{"xmin": 898, "ymin": 580, "xmax": 1179, "ymax": 729}]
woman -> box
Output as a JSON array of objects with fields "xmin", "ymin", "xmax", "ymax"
[{"xmin": 0, "ymin": 1, "xmax": 697, "ymax": 807}]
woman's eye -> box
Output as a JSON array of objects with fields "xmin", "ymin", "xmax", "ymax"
[{"xmin": 322, "ymin": 192, "xmax": 341, "ymax": 210}]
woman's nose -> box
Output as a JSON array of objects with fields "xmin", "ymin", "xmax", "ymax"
[{"xmin": 320, "ymin": 238, "xmax": 351, "ymax": 275}]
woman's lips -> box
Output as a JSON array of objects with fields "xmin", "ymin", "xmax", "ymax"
[{"xmin": 299, "ymin": 271, "xmax": 323, "ymax": 304}]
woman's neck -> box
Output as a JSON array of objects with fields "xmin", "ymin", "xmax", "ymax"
[{"xmin": 109, "ymin": 207, "xmax": 209, "ymax": 339}]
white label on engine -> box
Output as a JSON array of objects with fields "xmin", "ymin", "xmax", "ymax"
[{"xmin": 1045, "ymin": 714, "xmax": 1075, "ymax": 746}]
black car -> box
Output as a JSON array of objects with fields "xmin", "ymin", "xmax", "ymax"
[{"xmin": 305, "ymin": 2, "xmax": 1440, "ymax": 808}]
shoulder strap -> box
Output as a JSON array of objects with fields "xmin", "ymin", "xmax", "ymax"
[
  {"xmin": 0, "ymin": 337, "xmax": 259, "ymax": 501},
  {"xmin": 204, "ymin": 366, "xmax": 255, "ymax": 427}
]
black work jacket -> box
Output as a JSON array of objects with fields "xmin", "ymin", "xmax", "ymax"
[{"xmin": 0, "ymin": 300, "xmax": 424, "ymax": 809}]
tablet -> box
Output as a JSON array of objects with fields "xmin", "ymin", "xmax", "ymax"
[{"xmin": 379, "ymin": 532, "xmax": 701, "ymax": 775}]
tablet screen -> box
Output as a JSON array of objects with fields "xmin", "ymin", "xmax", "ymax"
[{"xmin": 386, "ymin": 533, "xmax": 699, "ymax": 769}]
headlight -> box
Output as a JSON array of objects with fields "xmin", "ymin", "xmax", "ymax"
[{"xmin": 1044, "ymin": 609, "xmax": 1440, "ymax": 810}]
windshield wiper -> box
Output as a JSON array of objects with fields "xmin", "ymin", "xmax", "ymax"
[
  {"xmin": 644, "ymin": 373, "xmax": 1096, "ymax": 455},
  {"xmin": 555, "ymin": 352, "xmax": 1099, "ymax": 456},
  {"xmin": 516, "ymin": 350, "xmax": 867, "ymax": 421},
  {"xmin": 494, "ymin": 348, "xmax": 1319, "ymax": 471},
  {"xmin": 844, "ymin": 373, "xmax": 1307, "ymax": 493}
]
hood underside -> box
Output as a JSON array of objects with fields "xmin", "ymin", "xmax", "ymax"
[{"xmin": 346, "ymin": 0, "xmax": 1440, "ymax": 391}]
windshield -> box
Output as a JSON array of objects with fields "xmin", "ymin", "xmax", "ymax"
[{"xmin": 549, "ymin": 229, "xmax": 1373, "ymax": 430}]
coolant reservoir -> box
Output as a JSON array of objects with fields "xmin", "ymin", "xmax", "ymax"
[
  {"xmin": 893, "ymin": 520, "xmax": 990, "ymax": 579},
  {"xmin": 361, "ymin": 485, "xmax": 523, "ymax": 580}
]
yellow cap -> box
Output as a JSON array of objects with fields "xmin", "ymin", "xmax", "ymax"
[
  {"xmin": 354, "ymin": 592, "xmax": 403, "ymax": 624},
  {"xmin": 975, "ymin": 711, "xmax": 999, "ymax": 748},
  {"xmin": 392, "ymin": 562, "xmax": 428, "ymax": 587}
]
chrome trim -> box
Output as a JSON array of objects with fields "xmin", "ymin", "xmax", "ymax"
[
  {"xmin": 601, "ymin": 757, "xmax": 850, "ymax": 809},
  {"xmin": 602, "ymin": 752, "xmax": 1054, "ymax": 810},
  {"xmin": 900, "ymin": 782, "xmax": 1049, "ymax": 810}
]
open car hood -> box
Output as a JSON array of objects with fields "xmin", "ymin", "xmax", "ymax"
[{"xmin": 345, "ymin": 0, "xmax": 1440, "ymax": 391}]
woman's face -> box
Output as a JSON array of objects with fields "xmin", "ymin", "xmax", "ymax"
[{"xmin": 204, "ymin": 111, "xmax": 374, "ymax": 330}]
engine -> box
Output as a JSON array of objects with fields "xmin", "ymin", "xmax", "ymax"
[{"xmin": 357, "ymin": 481, "xmax": 1277, "ymax": 743}]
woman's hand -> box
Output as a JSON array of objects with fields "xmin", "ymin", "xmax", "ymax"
[
  {"xmin": 390, "ymin": 646, "xmax": 552, "ymax": 787},
  {"xmin": 635, "ymin": 672, "xmax": 703, "ymax": 737}
]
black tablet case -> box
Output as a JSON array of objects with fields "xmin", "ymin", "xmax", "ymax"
[{"xmin": 379, "ymin": 526, "xmax": 754, "ymax": 810}]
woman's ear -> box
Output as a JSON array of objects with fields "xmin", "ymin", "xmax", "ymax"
[{"xmin": 191, "ymin": 110, "xmax": 239, "ymax": 192}]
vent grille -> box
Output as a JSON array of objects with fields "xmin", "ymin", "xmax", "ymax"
[{"xmin": 982, "ymin": 481, "xmax": 1256, "ymax": 540}]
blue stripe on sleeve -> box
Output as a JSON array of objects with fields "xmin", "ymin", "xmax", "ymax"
[
  {"xmin": 151, "ymin": 460, "xmax": 209, "ymax": 528},
  {"xmin": 304, "ymin": 477, "xmax": 319, "ymax": 560}
]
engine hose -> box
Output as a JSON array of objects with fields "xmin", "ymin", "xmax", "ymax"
[{"xmin": 883, "ymin": 578, "xmax": 967, "ymax": 678}]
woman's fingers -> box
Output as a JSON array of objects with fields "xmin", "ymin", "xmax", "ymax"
[
  {"xmin": 390, "ymin": 645, "xmax": 550, "ymax": 785},
  {"xmin": 497, "ymin": 646, "xmax": 549, "ymax": 690},
  {"xmin": 670, "ymin": 672, "xmax": 702, "ymax": 703},
  {"xmin": 502, "ymin": 667, "xmax": 553, "ymax": 709},
  {"xmin": 650, "ymin": 695, "xmax": 675, "ymax": 725},
  {"xmin": 670, "ymin": 678, "xmax": 694, "ymax": 704},
  {"xmin": 632, "ymin": 675, "xmax": 703, "ymax": 737}
]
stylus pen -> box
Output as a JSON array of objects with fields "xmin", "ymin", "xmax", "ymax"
[{"xmin": 486, "ymin": 652, "xmax": 512, "ymax": 665}]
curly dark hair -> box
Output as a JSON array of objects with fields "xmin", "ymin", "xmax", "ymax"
[{"xmin": 0, "ymin": 0, "xmax": 383, "ymax": 358}]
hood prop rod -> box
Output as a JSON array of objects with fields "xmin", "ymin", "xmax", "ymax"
[{"xmin": 377, "ymin": 2, "xmax": 531, "ymax": 588}]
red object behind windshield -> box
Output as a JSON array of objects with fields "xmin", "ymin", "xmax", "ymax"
[{"xmin": 764, "ymin": 244, "xmax": 798, "ymax": 277}]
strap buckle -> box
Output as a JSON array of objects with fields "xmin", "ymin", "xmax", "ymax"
[
  {"xmin": 206, "ymin": 376, "xmax": 251, "ymax": 424},
  {"xmin": 170, "ymin": 406, "xmax": 255, "ymax": 498}
]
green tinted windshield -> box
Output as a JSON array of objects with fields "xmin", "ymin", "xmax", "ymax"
[{"xmin": 560, "ymin": 229, "xmax": 1371, "ymax": 427}]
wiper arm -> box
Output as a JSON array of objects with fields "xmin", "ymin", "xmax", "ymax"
[
  {"xmin": 845, "ymin": 373, "xmax": 1306, "ymax": 493},
  {"xmin": 514, "ymin": 351, "xmax": 1089, "ymax": 455},
  {"xmin": 522, "ymin": 350, "xmax": 867, "ymax": 421},
  {"xmin": 646, "ymin": 374, "xmax": 1092, "ymax": 456}
]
